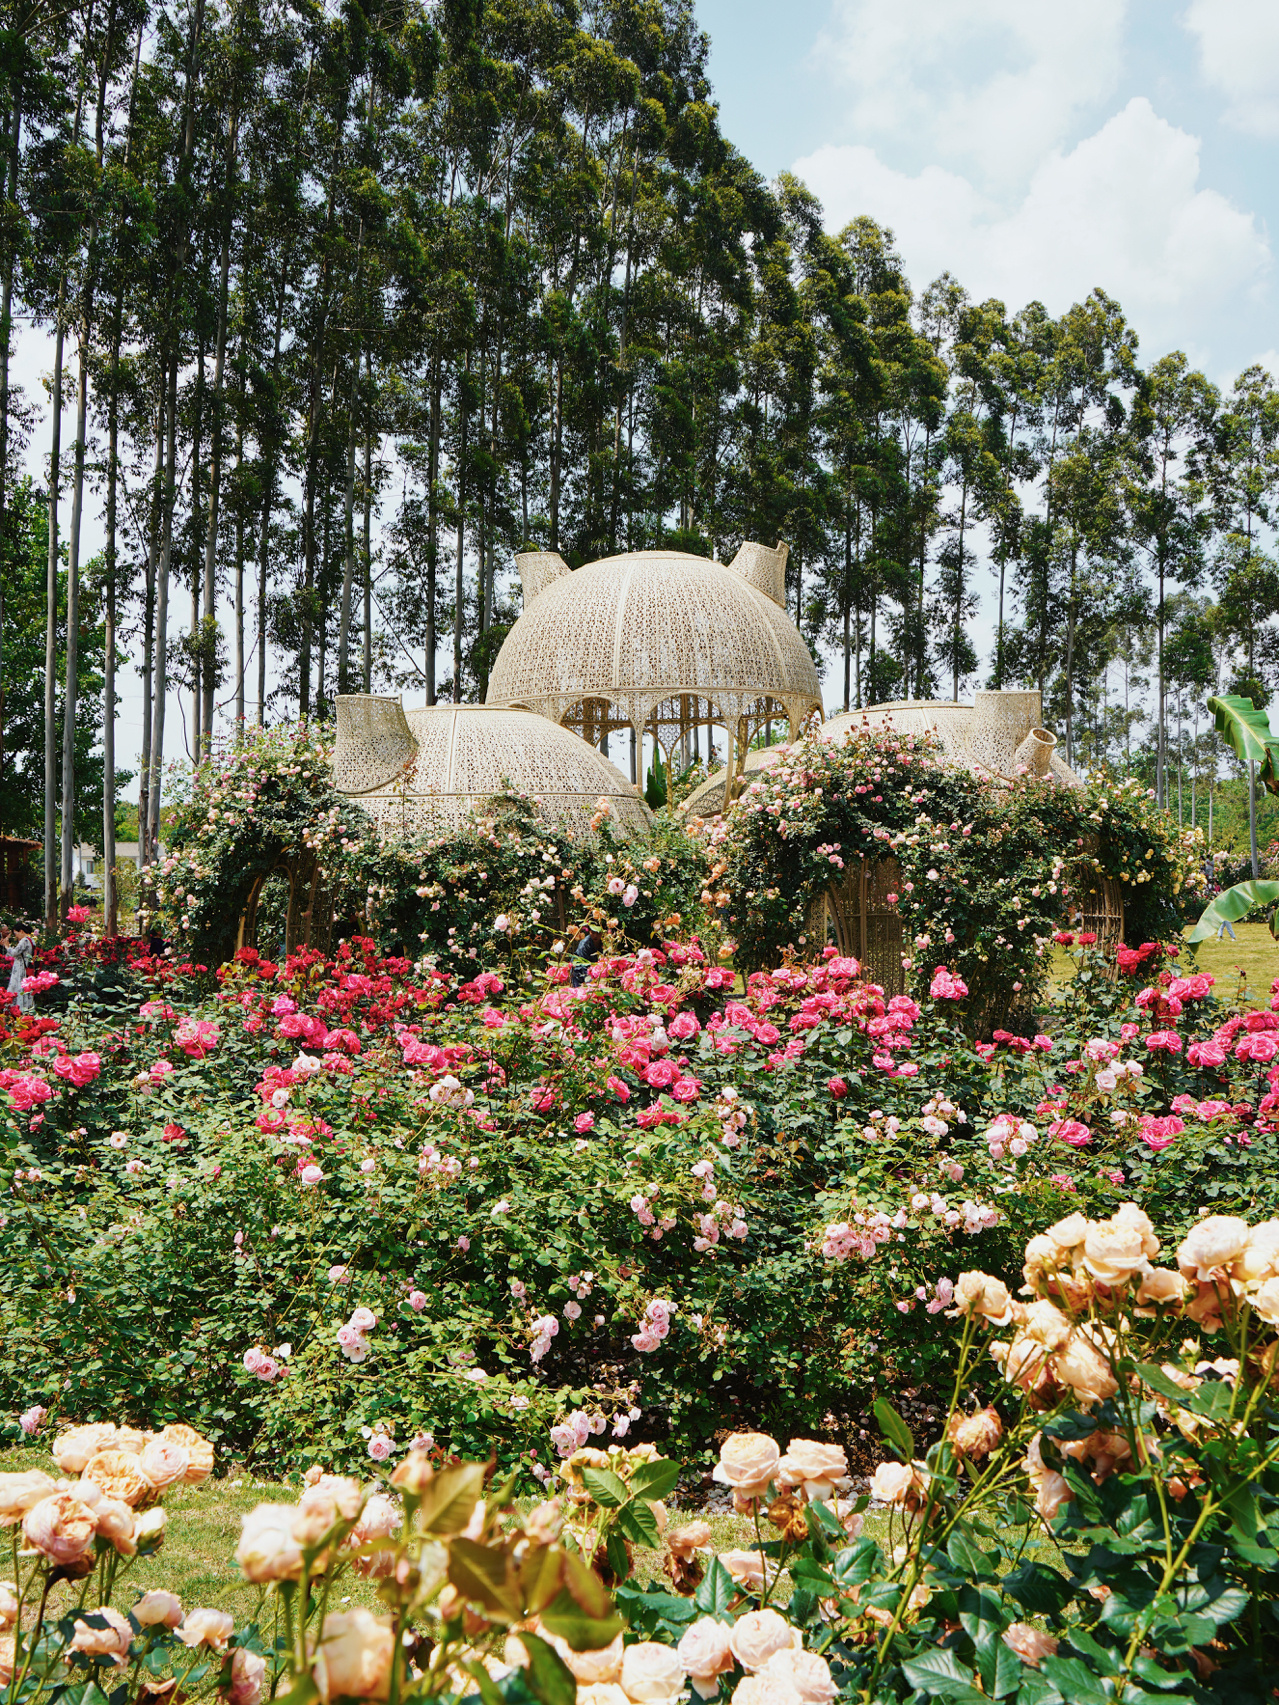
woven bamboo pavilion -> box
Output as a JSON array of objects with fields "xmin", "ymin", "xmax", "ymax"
[{"xmin": 485, "ymin": 541, "xmax": 823, "ymax": 801}]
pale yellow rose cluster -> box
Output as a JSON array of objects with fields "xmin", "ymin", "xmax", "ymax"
[
  {"xmin": 1, "ymin": 1420, "xmax": 211, "ymax": 1570},
  {"xmin": 236, "ymin": 1470, "xmax": 400, "ymax": 1583},
  {"xmin": 543, "ymin": 1604, "xmax": 833, "ymax": 1705}
]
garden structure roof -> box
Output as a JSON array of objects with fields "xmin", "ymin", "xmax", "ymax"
[
  {"xmin": 331, "ymin": 698, "xmax": 653, "ymax": 839},
  {"xmin": 484, "ymin": 542, "xmax": 823, "ymax": 772}
]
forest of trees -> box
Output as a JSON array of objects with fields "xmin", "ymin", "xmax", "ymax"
[{"xmin": 0, "ymin": 0, "xmax": 1277, "ymax": 927}]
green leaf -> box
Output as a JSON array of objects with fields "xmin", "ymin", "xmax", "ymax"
[
  {"xmin": 1208, "ymin": 693, "xmax": 1279, "ymax": 792},
  {"xmin": 447, "ymin": 1537, "xmax": 523, "ymax": 1622},
  {"xmin": 627, "ymin": 1459, "xmax": 680, "ymax": 1502},
  {"xmin": 899, "ymin": 1648, "xmax": 977, "ymax": 1697},
  {"xmin": 605, "ymin": 1529, "xmax": 631, "ymax": 1585},
  {"xmin": 519, "ymin": 1544, "xmax": 565, "ymax": 1615},
  {"xmin": 539, "ymin": 1589, "xmax": 624, "ymax": 1652},
  {"xmin": 1188, "ymin": 878, "xmax": 1279, "ymax": 943},
  {"xmin": 873, "ymin": 1396, "xmax": 915, "ymax": 1462},
  {"xmin": 693, "ymin": 1556, "xmax": 736, "ymax": 1619},
  {"xmin": 1039, "ymin": 1654, "xmax": 1113, "ymax": 1705},
  {"xmin": 947, "ymin": 1527, "xmax": 998, "ymax": 1582},
  {"xmin": 992, "ymin": 1641, "xmax": 1023, "ymax": 1700},
  {"xmin": 1000, "ymin": 1561, "xmax": 1074, "ymax": 1617},
  {"xmin": 615, "ymin": 1500, "xmax": 661, "ymax": 1547},
  {"xmin": 1129, "ymin": 1360, "xmax": 1195, "ymax": 1407},
  {"xmin": 416, "ymin": 1462, "xmax": 487, "ymax": 1536},
  {"xmin": 561, "ymin": 1553, "xmax": 615, "ymax": 1619},
  {"xmin": 458, "ymin": 1658, "xmax": 508, "ymax": 1705},
  {"xmin": 518, "ymin": 1633, "xmax": 577, "ymax": 1705},
  {"xmin": 580, "ymin": 1468, "xmax": 630, "ymax": 1509}
]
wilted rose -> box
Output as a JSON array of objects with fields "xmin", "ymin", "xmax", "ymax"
[{"xmin": 1002, "ymin": 1623, "xmax": 1059, "ymax": 1667}]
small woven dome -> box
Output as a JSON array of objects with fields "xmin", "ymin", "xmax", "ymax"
[
  {"xmin": 820, "ymin": 692, "xmax": 1083, "ymax": 786},
  {"xmin": 486, "ymin": 543, "xmax": 822, "ymax": 761},
  {"xmin": 332, "ymin": 697, "xmax": 653, "ymax": 838}
]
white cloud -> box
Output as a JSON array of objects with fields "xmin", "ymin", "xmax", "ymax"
[
  {"xmin": 816, "ymin": 0, "xmax": 1125, "ymax": 187},
  {"xmin": 1184, "ymin": 0, "xmax": 1279, "ymax": 137},
  {"xmin": 794, "ymin": 98, "xmax": 1270, "ymax": 358}
]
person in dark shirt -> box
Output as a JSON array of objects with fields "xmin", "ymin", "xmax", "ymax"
[{"xmin": 570, "ymin": 927, "xmax": 602, "ymax": 988}]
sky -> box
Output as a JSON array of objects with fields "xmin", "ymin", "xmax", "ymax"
[
  {"xmin": 694, "ymin": 0, "xmax": 1277, "ymax": 387},
  {"xmin": 18, "ymin": 0, "xmax": 1279, "ymax": 806}
]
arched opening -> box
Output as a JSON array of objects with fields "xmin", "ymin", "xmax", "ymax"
[{"xmin": 805, "ymin": 855, "xmax": 906, "ymax": 996}]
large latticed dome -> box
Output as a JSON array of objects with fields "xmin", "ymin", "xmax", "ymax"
[
  {"xmin": 331, "ymin": 697, "xmax": 652, "ymax": 838},
  {"xmin": 485, "ymin": 542, "xmax": 822, "ymax": 776}
]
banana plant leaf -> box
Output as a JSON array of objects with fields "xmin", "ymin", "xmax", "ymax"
[
  {"xmin": 1187, "ymin": 880, "xmax": 1279, "ymax": 943},
  {"xmin": 1207, "ymin": 695, "xmax": 1279, "ymax": 795}
]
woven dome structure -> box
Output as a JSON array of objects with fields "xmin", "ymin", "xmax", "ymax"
[
  {"xmin": 485, "ymin": 542, "xmax": 822, "ymax": 789},
  {"xmin": 331, "ymin": 697, "xmax": 652, "ymax": 838}
]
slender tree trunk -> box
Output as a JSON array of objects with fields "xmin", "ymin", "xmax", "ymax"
[
  {"xmin": 454, "ymin": 349, "xmax": 469, "ymax": 701},
  {"xmin": 61, "ymin": 304, "xmax": 92, "ymax": 912},
  {"xmin": 103, "ymin": 316, "xmax": 121, "ymax": 933},
  {"xmin": 233, "ymin": 402, "xmax": 245, "ymax": 733},
  {"xmin": 44, "ymin": 283, "xmax": 67, "ymax": 928},
  {"xmin": 337, "ymin": 347, "xmax": 360, "ymax": 692},
  {"xmin": 0, "ymin": 88, "xmax": 22, "ymax": 794},
  {"xmin": 426, "ymin": 354, "xmax": 440, "ymax": 703},
  {"xmin": 362, "ymin": 373, "xmax": 372, "ymax": 693},
  {"xmin": 147, "ymin": 350, "xmax": 180, "ymax": 857},
  {"xmin": 202, "ymin": 112, "xmax": 237, "ymax": 754},
  {"xmin": 137, "ymin": 394, "xmax": 162, "ymax": 862}
]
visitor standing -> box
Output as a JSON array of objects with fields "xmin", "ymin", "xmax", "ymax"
[
  {"xmin": 2, "ymin": 921, "xmax": 36, "ymax": 1014},
  {"xmin": 1204, "ymin": 856, "xmax": 1236, "ymax": 940},
  {"xmin": 570, "ymin": 927, "xmax": 602, "ymax": 988}
]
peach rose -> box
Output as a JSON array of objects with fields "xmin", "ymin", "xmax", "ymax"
[
  {"xmin": 1083, "ymin": 1211, "xmax": 1155, "ymax": 1286},
  {"xmin": 177, "ymin": 1608, "xmax": 235, "ymax": 1651},
  {"xmin": 954, "ymin": 1271, "xmax": 1014, "ymax": 1325},
  {"xmin": 1235, "ymin": 1220, "xmax": 1279, "ymax": 1283},
  {"xmin": 132, "ymin": 1590, "xmax": 183, "ymax": 1628},
  {"xmin": 946, "ymin": 1408, "xmax": 1002, "ymax": 1459},
  {"xmin": 775, "ymin": 1440, "xmax": 850, "ymax": 1501},
  {"xmin": 227, "ymin": 1646, "xmax": 268, "ymax": 1705},
  {"xmin": 115, "ymin": 1427, "xmax": 149, "ymax": 1455},
  {"xmin": 1177, "ymin": 1215, "xmax": 1251, "ymax": 1281},
  {"xmin": 69, "ymin": 1607, "xmax": 133, "ymax": 1665},
  {"xmin": 22, "ymin": 1491, "xmax": 98, "ymax": 1563},
  {"xmin": 0, "ymin": 1634, "xmax": 14, "ymax": 1688},
  {"xmin": 1001, "ymin": 1622, "xmax": 1058, "ymax": 1667},
  {"xmin": 677, "ymin": 1618, "xmax": 735, "ymax": 1698},
  {"xmin": 353, "ymin": 1494, "xmax": 400, "ymax": 1543},
  {"xmin": 575, "ymin": 1689, "xmax": 630, "ymax": 1705},
  {"xmin": 868, "ymin": 1461, "xmax": 929, "ymax": 1508},
  {"xmin": 140, "ymin": 1438, "xmax": 189, "ymax": 1491},
  {"xmin": 1135, "ymin": 1268, "xmax": 1186, "ymax": 1309},
  {"xmin": 719, "ymin": 1549, "xmax": 769, "ymax": 1591},
  {"xmin": 666, "ymin": 1520, "xmax": 712, "ymax": 1562},
  {"xmin": 160, "ymin": 1423, "xmax": 214, "ymax": 1484},
  {"xmin": 1054, "ymin": 1331, "xmax": 1118, "ymax": 1405},
  {"xmin": 238, "ymin": 1504, "xmax": 305, "ymax": 1582},
  {"xmin": 1251, "ymin": 1276, "xmax": 1279, "ymax": 1323},
  {"xmin": 547, "ymin": 1630, "xmax": 623, "ymax": 1685},
  {"xmin": 1045, "ymin": 1212, "xmax": 1089, "ymax": 1256},
  {"xmin": 732, "ymin": 1678, "xmax": 802, "ymax": 1705},
  {"xmin": 0, "ymin": 1470, "xmax": 55, "ymax": 1525},
  {"xmin": 389, "ymin": 1450, "xmax": 434, "ymax": 1496},
  {"xmin": 713, "ymin": 1432, "xmax": 780, "ymax": 1499},
  {"xmin": 0, "ymin": 1583, "xmax": 17, "ymax": 1629},
  {"xmin": 94, "ymin": 1497, "xmax": 138, "ymax": 1556},
  {"xmin": 728, "ymin": 1609, "xmax": 800, "ymax": 1673},
  {"xmin": 619, "ymin": 1640, "xmax": 686, "ymax": 1702},
  {"xmin": 760, "ymin": 1647, "xmax": 836, "ymax": 1703},
  {"xmin": 52, "ymin": 1423, "xmax": 118, "ymax": 1474},
  {"xmin": 83, "ymin": 1449, "xmax": 155, "ymax": 1509},
  {"xmin": 313, "ymin": 1608, "xmax": 395, "ymax": 1702}
]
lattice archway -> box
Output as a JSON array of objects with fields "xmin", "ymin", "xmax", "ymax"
[
  {"xmin": 806, "ymin": 855, "xmax": 906, "ymax": 997},
  {"xmin": 236, "ymin": 853, "xmax": 334, "ymax": 958}
]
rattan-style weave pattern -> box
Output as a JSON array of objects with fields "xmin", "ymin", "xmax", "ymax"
[
  {"xmin": 486, "ymin": 544, "xmax": 822, "ymax": 777},
  {"xmin": 821, "ymin": 693, "xmax": 1084, "ymax": 787},
  {"xmin": 332, "ymin": 698, "xmax": 652, "ymax": 839}
]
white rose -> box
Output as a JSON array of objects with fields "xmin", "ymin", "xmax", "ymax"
[
  {"xmin": 760, "ymin": 1647, "xmax": 837, "ymax": 1704},
  {"xmin": 619, "ymin": 1640, "xmax": 686, "ymax": 1702},
  {"xmin": 711, "ymin": 1432, "xmax": 780, "ymax": 1499},
  {"xmin": 728, "ymin": 1609, "xmax": 801, "ymax": 1673}
]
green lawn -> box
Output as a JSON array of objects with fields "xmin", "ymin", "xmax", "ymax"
[{"xmin": 1183, "ymin": 920, "xmax": 1279, "ymax": 1005}]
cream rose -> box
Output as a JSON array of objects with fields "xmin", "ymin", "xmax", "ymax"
[
  {"xmin": 728, "ymin": 1609, "xmax": 800, "ymax": 1673},
  {"xmin": 132, "ymin": 1590, "xmax": 183, "ymax": 1628},
  {"xmin": 0, "ymin": 1583, "xmax": 17, "ymax": 1629},
  {"xmin": 547, "ymin": 1630, "xmax": 623, "ymax": 1685},
  {"xmin": 575, "ymin": 1688, "xmax": 630, "ymax": 1705},
  {"xmin": 868, "ymin": 1461, "xmax": 929, "ymax": 1507},
  {"xmin": 1045, "ymin": 1212, "xmax": 1089, "ymax": 1256},
  {"xmin": 353, "ymin": 1494, "xmax": 400, "ymax": 1544},
  {"xmin": 52, "ymin": 1423, "xmax": 118, "ymax": 1474},
  {"xmin": 954, "ymin": 1271, "xmax": 1014, "ymax": 1324},
  {"xmin": 389, "ymin": 1450, "xmax": 434, "ymax": 1495},
  {"xmin": 760, "ymin": 1647, "xmax": 836, "ymax": 1703},
  {"xmin": 313, "ymin": 1608, "xmax": 395, "ymax": 1702},
  {"xmin": 177, "ymin": 1608, "xmax": 235, "ymax": 1650},
  {"xmin": 0, "ymin": 1634, "xmax": 14, "ymax": 1688},
  {"xmin": 775, "ymin": 1440, "xmax": 849, "ymax": 1501},
  {"xmin": 22, "ymin": 1491, "xmax": 98, "ymax": 1563},
  {"xmin": 732, "ymin": 1678, "xmax": 802, "ymax": 1705},
  {"xmin": 1177, "ymin": 1215, "xmax": 1251, "ymax": 1281},
  {"xmin": 712, "ymin": 1432, "xmax": 780, "ymax": 1499},
  {"xmin": 677, "ymin": 1618, "xmax": 735, "ymax": 1698},
  {"xmin": 237, "ymin": 1505, "xmax": 305, "ymax": 1582},
  {"xmin": 69, "ymin": 1607, "xmax": 133, "ymax": 1665},
  {"xmin": 1001, "ymin": 1622, "xmax": 1059, "ymax": 1667},
  {"xmin": 1054, "ymin": 1331, "xmax": 1119, "ymax": 1405},
  {"xmin": 619, "ymin": 1640, "xmax": 686, "ymax": 1702},
  {"xmin": 0, "ymin": 1470, "xmax": 55, "ymax": 1525},
  {"xmin": 227, "ymin": 1647, "xmax": 267, "ymax": 1705},
  {"xmin": 135, "ymin": 1506, "xmax": 167, "ymax": 1553},
  {"xmin": 666, "ymin": 1520, "xmax": 712, "ymax": 1562}
]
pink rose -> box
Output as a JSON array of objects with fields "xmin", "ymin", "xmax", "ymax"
[
  {"xmin": 575, "ymin": 1112, "xmax": 595, "ymax": 1133},
  {"xmin": 828, "ymin": 1076, "xmax": 848, "ymax": 1099}
]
